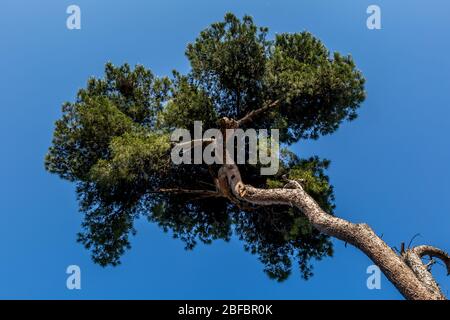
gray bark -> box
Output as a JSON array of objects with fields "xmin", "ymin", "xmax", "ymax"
[
  {"xmin": 185, "ymin": 114, "xmax": 450, "ymax": 300},
  {"xmin": 215, "ymin": 163, "xmax": 449, "ymax": 300}
]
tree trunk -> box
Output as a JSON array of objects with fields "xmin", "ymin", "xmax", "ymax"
[{"xmin": 217, "ymin": 164, "xmax": 449, "ymax": 300}]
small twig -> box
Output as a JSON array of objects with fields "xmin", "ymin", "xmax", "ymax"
[
  {"xmin": 171, "ymin": 138, "xmax": 215, "ymax": 149},
  {"xmin": 407, "ymin": 233, "xmax": 422, "ymax": 249},
  {"xmin": 150, "ymin": 188, "xmax": 221, "ymax": 198},
  {"xmin": 236, "ymin": 100, "xmax": 280, "ymax": 127},
  {"xmin": 282, "ymin": 174, "xmax": 305, "ymax": 189},
  {"xmin": 425, "ymin": 259, "xmax": 436, "ymax": 270}
]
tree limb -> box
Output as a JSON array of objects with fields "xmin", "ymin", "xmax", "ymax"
[
  {"xmin": 406, "ymin": 245, "xmax": 450, "ymax": 276},
  {"xmin": 216, "ymin": 163, "xmax": 446, "ymax": 300},
  {"xmin": 401, "ymin": 245, "xmax": 450, "ymax": 298},
  {"xmin": 211, "ymin": 116, "xmax": 449, "ymax": 300},
  {"xmin": 413, "ymin": 245, "xmax": 450, "ymax": 274},
  {"xmin": 151, "ymin": 188, "xmax": 222, "ymax": 199},
  {"xmin": 171, "ymin": 138, "xmax": 216, "ymax": 149},
  {"xmin": 236, "ymin": 100, "xmax": 280, "ymax": 127}
]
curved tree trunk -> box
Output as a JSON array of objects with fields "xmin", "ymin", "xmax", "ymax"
[
  {"xmin": 175, "ymin": 116, "xmax": 450, "ymax": 299},
  {"xmin": 216, "ymin": 163, "xmax": 449, "ymax": 300}
]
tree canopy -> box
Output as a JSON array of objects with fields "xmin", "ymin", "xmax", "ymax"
[{"xmin": 46, "ymin": 13, "xmax": 365, "ymax": 281}]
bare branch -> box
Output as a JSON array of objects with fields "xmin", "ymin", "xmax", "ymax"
[
  {"xmin": 402, "ymin": 245, "xmax": 449, "ymax": 298},
  {"xmin": 213, "ymin": 116, "xmax": 448, "ymax": 300},
  {"xmin": 425, "ymin": 259, "xmax": 436, "ymax": 270},
  {"xmin": 236, "ymin": 100, "xmax": 280, "ymax": 127},
  {"xmin": 413, "ymin": 245, "xmax": 450, "ymax": 275},
  {"xmin": 171, "ymin": 138, "xmax": 215, "ymax": 150},
  {"xmin": 217, "ymin": 162, "xmax": 446, "ymax": 300},
  {"xmin": 407, "ymin": 233, "xmax": 422, "ymax": 249},
  {"xmin": 151, "ymin": 188, "xmax": 221, "ymax": 199}
]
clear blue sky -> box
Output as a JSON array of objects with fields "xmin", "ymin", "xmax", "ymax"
[{"xmin": 1, "ymin": 0, "xmax": 449, "ymax": 299}]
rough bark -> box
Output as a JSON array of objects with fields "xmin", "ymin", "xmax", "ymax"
[
  {"xmin": 236, "ymin": 100, "xmax": 280, "ymax": 127},
  {"xmin": 402, "ymin": 245, "xmax": 450, "ymax": 298},
  {"xmin": 214, "ymin": 162, "xmax": 448, "ymax": 300},
  {"xmin": 167, "ymin": 111, "xmax": 449, "ymax": 299},
  {"xmin": 216, "ymin": 108, "xmax": 450, "ymax": 300}
]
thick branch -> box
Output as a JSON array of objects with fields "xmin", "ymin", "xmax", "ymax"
[
  {"xmin": 217, "ymin": 163, "xmax": 446, "ymax": 300},
  {"xmin": 152, "ymin": 188, "xmax": 221, "ymax": 199},
  {"xmin": 401, "ymin": 246, "xmax": 447, "ymax": 298},
  {"xmin": 171, "ymin": 138, "xmax": 215, "ymax": 150},
  {"xmin": 413, "ymin": 245, "xmax": 450, "ymax": 274},
  {"xmin": 402, "ymin": 245, "xmax": 450, "ymax": 298},
  {"xmin": 236, "ymin": 100, "xmax": 280, "ymax": 127}
]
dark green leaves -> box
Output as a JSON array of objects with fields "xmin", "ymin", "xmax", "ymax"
[
  {"xmin": 161, "ymin": 72, "xmax": 218, "ymax": 130},
  {"xmin": 186, "ymin": 13, "xmax": 269, "ymax": 118},
  {"xmin": 45, "ymin": 13, "xmax": 365, "ymax": 281},
  {"xmin": 186, "ymin": 14, "xmax": 365, "ymax": 142},
  {"xmin": 240, "ymin": 153, "xmax": 335, "ymax": 281},
  {"xmin": 45, "ymin": 64, "xmax": 173, "ymax": 267},
  {"xmin": 45, "ymin": 97, "xmax": 135, "ymax": 181},
  {"xmin": 265, "ymin": 33, "xmax": 366, "ymax": 141},
  {"xmin": 79, "ymin": 62, "xmax": 171, "ymax": 126}
]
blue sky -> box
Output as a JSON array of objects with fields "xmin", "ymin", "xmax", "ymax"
[{"xmin": 1, "ymin": 0, "xmax": 449, "ymax": 299}]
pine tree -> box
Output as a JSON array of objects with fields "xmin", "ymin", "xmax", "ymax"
[{"xmin": 46, "ymin": 13, "xmax": 449, "ymax": 299}]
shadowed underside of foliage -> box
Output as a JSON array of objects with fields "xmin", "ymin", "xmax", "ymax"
[
  {"xmin": 46, "ymin": 14, "xmax": 450, "ymax": 300},
  {"xmin": 45, "ymin": 13, "xmax": 366, "ymax": 281}
]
